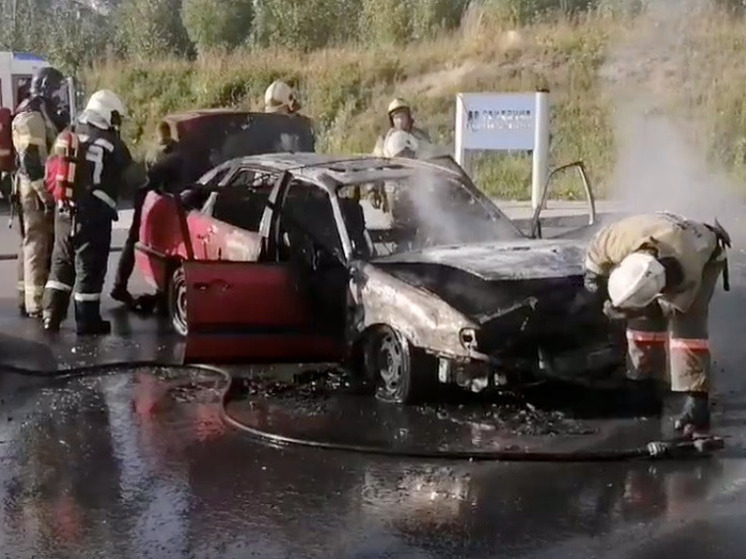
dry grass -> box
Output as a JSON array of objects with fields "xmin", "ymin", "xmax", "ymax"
[{"xmin": 85, "ymin": 5, "xmax": 746, "ymax": 200}]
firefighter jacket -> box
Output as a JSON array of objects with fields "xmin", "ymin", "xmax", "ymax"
[
  {"xmin": 373, "ymin": 126, "xmax": 431, "ymax": 156},
  {"xmin": 585, "ymin": 213, "xmax": 722, "ymax": 314},
  {"xmin": 12, "ymin": 97, "xmax": 62, "ymax": 205},
  {"xmin": 74, "ymin": 122, "xmax": 133, "ymax": 217}
]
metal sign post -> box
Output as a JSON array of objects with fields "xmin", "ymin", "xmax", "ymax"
[{"xmin": 454, "ymin": 90, "xmax": 550, "ymax": 210}]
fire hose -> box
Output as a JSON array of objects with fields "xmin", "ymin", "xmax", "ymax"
[{"xmin": 1, "ymin": 360, "xmax": 724, "ymax": 462}]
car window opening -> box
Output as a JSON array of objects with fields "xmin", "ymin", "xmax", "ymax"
[{"xmin": 337, "ymin": 172, "xmax": 522, "ymax": 259}]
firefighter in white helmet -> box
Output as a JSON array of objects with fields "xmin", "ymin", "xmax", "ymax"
[
  {"xmin": 263, "ymin": 80, "xmax": 315, "ymax": 151},
  {"xmin": 264, "ymin": 80, "xmax": 301, "ymax": 115},
  {"xmin": 583, "ymin": 212, "xmax": 731, "ymax": 435},
  {"xmin": 373, "ymin": 98, "xmax": 431, "ymax": 157},
  {"xmin": 42, "ymin": 89, "xmax": 134, "ymax": 335}
]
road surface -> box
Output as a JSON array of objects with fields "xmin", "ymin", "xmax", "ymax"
[{"xmin": 1, "ymin": 214, "xmax": 745, "ymax": 559}]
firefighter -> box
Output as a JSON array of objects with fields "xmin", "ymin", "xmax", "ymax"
[
  {"xmin": 264, "ymin": 80, "xmax": 302, "ymax": 115},
  {"xmin": 144, "ymin": 120, "xmax": 177, "ymax": 171},
  {"xmin": 11, "ymin": 66, "xmax": 68, "ymax": 318},
  {"xmin": 111, "ymin": 141, "xmax": 185, "ymax": 308},
  {"xmin": 42, "ymin": 90, "xmax": 133, "ymax": 335},
  {"xmin": 263, "ymin": 80, "xmax": 316, "ymax": 152},
  {"xmin": 373, "ymin": 98, "xmax": 431, "ymax": 156},
  {"xmin": 583, "ymin": 212, "xmax": 731, "ymax": 436},
  {"xmin": 382, "ymin": 129, "xmax": 420, "ymax": 158}
]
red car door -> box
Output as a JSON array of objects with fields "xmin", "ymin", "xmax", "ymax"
[
  {"xmin": 180, "ymin": 171, "xmax": 346, "ymax": 364},
  {"xmin": 181, "ymin": 260, "xmax": 344, "ymax": 363}
]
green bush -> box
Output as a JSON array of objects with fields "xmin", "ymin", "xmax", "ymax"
[
  {"xmin": 359, "ymin": 0, "xmax": 469, "ymax": 45},
  {"xmin": 116, "ymin": 0, "xmax": 193, "ymax": 58},
  {"xmin": 182, "ymin": 0, "xmax": 253, "ymax": 53},
  {"xmin": 253, "ymin": 0, "xmax": 362, "ymax": 50}
]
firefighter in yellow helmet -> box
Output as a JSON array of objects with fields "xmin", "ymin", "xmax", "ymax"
[
  {"xmin": 373, "ymin": 98, "xmax": 431, "ymax": 157},
  {"xmin": 583, "ymin": 212, "xmax": 731, "ymax": 436},
  {"xmin": 11, "ymin": 67, "xmax": 69, "ymax": 318}
]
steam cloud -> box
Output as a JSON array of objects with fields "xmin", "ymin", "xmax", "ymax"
[{"xmin": 601, "ymin": 0, "xmax": 744, "ymax": 233}]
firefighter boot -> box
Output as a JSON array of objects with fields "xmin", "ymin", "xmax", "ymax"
[
  {"xmin": 674, "ymin": 392, "xmax": 710, "ymax": 436},
  {"xmin": 74, "ymin": 300, "xmax": 111, "ymax": 336},
  {"xmin": 110, "ymin": 284, "xmax": 135, "ymax": 308},
  {"xmin": 622, "ymin": 378, "xmax": 664, "ymax": 416},
  {"xmin": 42, "ymin": 289, "xmax": 70, "ymax": 332}
]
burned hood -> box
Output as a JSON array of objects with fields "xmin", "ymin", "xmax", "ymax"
[{"xmin": 372, "ymin": 240, "xmax": 586, "ymax": 281}]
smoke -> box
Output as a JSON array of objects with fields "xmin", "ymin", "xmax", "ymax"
[{"xmin": 601, "ymin": 0, "xmax": 744, "ymax": 231}]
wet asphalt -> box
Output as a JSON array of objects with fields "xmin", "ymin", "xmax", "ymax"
[{"xmin": 1, "ymin": 233, "xmax": 746, "ymax": 558}]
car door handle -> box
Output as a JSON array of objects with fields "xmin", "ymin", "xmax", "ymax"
[{"xmin": 194, "ymin": 280, "xmax": 231, "ymax": 291}]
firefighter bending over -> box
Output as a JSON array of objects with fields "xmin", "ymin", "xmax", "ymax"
[
  {"xmin": 42, "ymin": 90, "xmax": 134, "ymax": 335},
  {"xmin": 583, "ymin": 212, "xmax": 731, "ymax": 436},
  {"xmin": 11, "ymin": 67, "xmax": 68, "ymax": 318}
]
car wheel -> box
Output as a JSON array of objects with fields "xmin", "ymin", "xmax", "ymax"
[
  {"xmin": 364, "ymin": 326, "xmax": 431, "ymax": 404},
  {"xmin": 168, "ymin": 266, "xmax": 188, "ymax": 336}
]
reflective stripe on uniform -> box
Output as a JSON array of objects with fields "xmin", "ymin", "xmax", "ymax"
[
  {"xmin": 74, "ymin": 292, "xmax": 101, "ymax": 302},
  {"xmin": 16, "ymin": 281, "xmax": 24, "ymax": 291},
  {"xmin": 670, "ymin": 338, "xmax": 710, "ymax": 351},
  {"xmin": 92, "ymin": 189, "xmax": 117, "ymax": 210},
  {"xmin": 626, "ymin": 330, "xmax": 667, "ymax": 343},
  {"xmin": 45, "ymin": 280, "xmax": 72, "ymax": 292}
]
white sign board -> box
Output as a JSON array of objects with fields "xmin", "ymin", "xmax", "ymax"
[
  {"xmin": 454, "ymin": 91, "xmax": 550, "ymax": 210},
  {"xmin": 456, "ymin": 93, "xmax": 536, "ymax": 151}
]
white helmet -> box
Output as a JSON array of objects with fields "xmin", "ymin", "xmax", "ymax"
[
  {"xmin": 608, "ymin": 252, "xmax": 666, "ymax": 309},
  {"xmin": 383, "ymin": 130, "xmax": 419, "ymax": 158},
  {"xmin": 264, "ymin": 80, "xmax": 301, "ymax": 114},
  {"xmin": 80, "ymin": 89, "xmax": 127, "ymax": 130}
]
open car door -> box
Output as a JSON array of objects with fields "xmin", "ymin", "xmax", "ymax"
[
  {"xmin": 180, "ymin": 173, "xmax": 345, "ymax": 364},
  {"xmin": 529, "ymin": 161, "xmax": 598, "ymax": 240}
]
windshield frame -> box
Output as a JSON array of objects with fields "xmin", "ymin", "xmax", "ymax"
[{"xmin": 334, "ymin": 169, "xmax": 526, "ymax": 261}]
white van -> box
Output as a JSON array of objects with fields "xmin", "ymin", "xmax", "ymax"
[{"xmin": 0, "ymin": 51, "xmax": 50, "ymax": 111}]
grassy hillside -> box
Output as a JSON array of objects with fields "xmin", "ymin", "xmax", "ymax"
[{"xmin": 84, "ymin": 4, "xmax": 746, "ymax": 200}]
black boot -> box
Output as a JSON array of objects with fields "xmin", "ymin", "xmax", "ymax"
[
  {"xmin": 42, "ymin": 289, "xmax": 70, "ymax": 332},
  {"xmin": 110, "ymin": 284, "xmax": 135, "ymax": 307},
  {"xmin": 75, "ymin": 300, "xmax": 111, "ymax": 336},
  {"xmin": 622, "ymin": 378, "xmax": 664, "ymax": 416},
  {"xmin": 674, "ymin": 392, "xmax": 710, "ymax": 435}
]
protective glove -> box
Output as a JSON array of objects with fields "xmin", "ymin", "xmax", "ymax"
[{"xmin": 603, "ymin": 300, "xmax": 628, "ymax": 320}]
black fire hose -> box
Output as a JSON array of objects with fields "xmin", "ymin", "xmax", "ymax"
[{"xmin": 1, "ymin": 360, "xmax": 723, "ymax": 462}]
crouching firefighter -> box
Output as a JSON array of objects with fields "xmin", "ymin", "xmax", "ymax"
[
  {"xmin": 42, "ymin": 90, "xmax": 133, "ymax": 335},
  {"xmin": 583, "ymin": 212, "xmax": 731, "ymax": 436}
]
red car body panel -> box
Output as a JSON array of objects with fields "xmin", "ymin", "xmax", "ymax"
[{"xmin": 136, "ymin": 190, "xmax": 345, "ymax": 364}]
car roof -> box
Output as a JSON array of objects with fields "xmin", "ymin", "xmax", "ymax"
[{"xmin": 226, "ymin": 153, "xmax": 460, "ymax": 193}]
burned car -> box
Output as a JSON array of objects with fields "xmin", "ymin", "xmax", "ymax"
[{"xmin": 135, "ymin": 153, "xmax": 625, "ymax": 403}]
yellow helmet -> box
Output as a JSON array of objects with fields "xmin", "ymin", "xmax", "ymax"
[{"xmin": 387, "ymin": 98, "xmax": 410, "ymax": 117}]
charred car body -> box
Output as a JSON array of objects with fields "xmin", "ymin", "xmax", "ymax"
[{"xmin": 135, "ymin": 153, "xmax": 625, "ymax": 403}]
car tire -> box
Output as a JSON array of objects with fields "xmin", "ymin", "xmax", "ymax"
[
  {"xmin": 168, "ymin": 265, "xmax": 189, "ymax": 336},
  {"xmin": 363, "ymin": 325, "xmax": 433, "ymax": 404}
]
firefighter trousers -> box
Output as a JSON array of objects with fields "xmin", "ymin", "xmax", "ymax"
[
  {"xmin": 42, "ymin": 198, "xmax": 113, "ymax": 327},
  {"xmin": 625, "ymin": 258, "xmax": 724, "ymax": 394},
  {"xmin": 16, "ymin": 176, "xmax": 54, "ymax": 314}
]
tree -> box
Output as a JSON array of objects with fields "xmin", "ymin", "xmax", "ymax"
[
  {"xmin": 182, "ymin": 0, "xmax": 253, "ymax": 53},
  {"xmin": 115, "ymin": 0, "xmax": 192, "ymax": 58}
]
